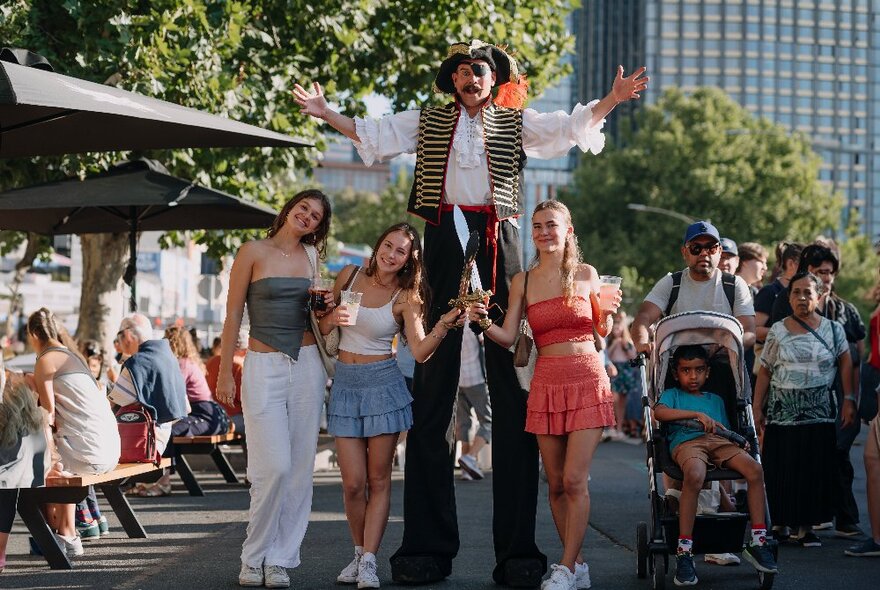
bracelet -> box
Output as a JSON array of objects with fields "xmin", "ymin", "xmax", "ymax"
[
  {"xmin": 471, "ymin": 319, "xmax": 493, "ymax": 334},
  {"xmin": 430, "ymin": 329, "xmax": 446, "ymax": 340},
  {"xmin": 845, "ymin": 395, "xmax": 858, "ymax": 403}
]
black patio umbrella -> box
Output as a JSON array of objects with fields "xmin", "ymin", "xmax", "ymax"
[
  {"xmin": 0, "ymin": 48, "xmax": 312, "ymax": 157},
  {"xmin": 0, "ymin": 158, "xmax": 278, "ymax": 311}
]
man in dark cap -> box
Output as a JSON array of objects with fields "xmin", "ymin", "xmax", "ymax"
[{"xmin": 295, "ymin": 40, "xmax": 647, "ymax": 587}]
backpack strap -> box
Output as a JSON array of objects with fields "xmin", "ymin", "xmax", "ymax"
[
  {"xmin": 664, "ymin": 271, "xmax": 683, "ymax": 316},
  {"xmin": 721, "ymin": 272, "xmax": 736, "ymax": 314}
]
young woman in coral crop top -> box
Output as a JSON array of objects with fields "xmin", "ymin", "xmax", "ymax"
[{"xmin": 468, "ymin": 200, "xmax": 622, "ymax": 588}]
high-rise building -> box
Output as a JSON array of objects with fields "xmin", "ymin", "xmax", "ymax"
[{"xmin": 576, "ymin": 0, "xmax": 880, "ymax": 239}]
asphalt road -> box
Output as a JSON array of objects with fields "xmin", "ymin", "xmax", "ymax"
[{"xmin": 2, "ymin": 429, "xmax": 875, "ymax": 589}]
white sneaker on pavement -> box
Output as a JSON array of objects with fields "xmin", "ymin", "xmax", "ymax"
[
  {"xmin": 575, "ymin": 561, "xmax": 591, "ymax": 589},
  {"xmin": 541, "ymin": 563, "xmax": 576, "ymax": 590},
  {"xmin": 357, "ymin": 552, "xmax": 380, "ymax": 589},
  {"xmin": 458, "ymin": 454, "xmax": 484, "ymax": 480},
  {"xmin": 264, "ymin": 564, "xmax": 290, "ymax": 588},
  {"xmin": 238, "ymin": 563, "xmax": 263, "ymax": 587},
  {"xmin": 54, "ymin": 533, "xmax": 84, "ymax": 557},
  {"xmin": 704, "ymin": 552, "xmax": 740, "ymax": 566},
  {"xmin": 338, "ymin": 546, "xmax": 364, "ymax": 583}
]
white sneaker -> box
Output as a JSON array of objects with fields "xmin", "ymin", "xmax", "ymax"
[
  {"xmin": 238, "ymin": 563, "xmax": 263, "ymax": 587},
  {"xmin": 54, "ymin": 533, "xmax": 84, "ymax": 557},
  {"xmin": 264, "ymin": 564, "xmax": 290, "ymax": 588},
  {"xmin": 460, "ymin": 469, "xmax": 474, "ymax": 481},
  {"xmin": 575, "ymin": 561, "xmax": 591, "ymax": 589},
  {"xmin": 458, "ymin": 454, "xmax": 484, "ymax": 480},
  {"xmin": 704, "ymin": 553, "xmax": 740, "ymax": 566},
  {"xmin": 541, "ymin": 564, "xmax": 575, "ymax": 590},
  {"xmin": 357, "ymin": 552, "xmax": 380, "ymax": 588},
  {"xmin": 814, "ymin": 521, "xmax": 833, "ymax": 531},
  {"xmin": 338, "ymin": 547, "xmax": 363, "ymax": 583}
]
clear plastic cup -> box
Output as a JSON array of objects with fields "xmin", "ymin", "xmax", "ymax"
[
  {"xmin": 598, "ymin": 276, "xmax": 623, "ymax": 311},
  {"xmin": 340, "ymin": 291, "xmax": 363, "ymax": 325},
  {"xmin": 309, "ymin": 277, "xmax": 333, "ymax": 313}
]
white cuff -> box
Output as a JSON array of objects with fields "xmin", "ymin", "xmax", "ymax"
[
  {"xmin": 572, "ymin": 100, "xmax": 606, "ymax": 156},
  {"xmin": 353, "ymin": 116, "xmax": 380, "ymax": 167}
]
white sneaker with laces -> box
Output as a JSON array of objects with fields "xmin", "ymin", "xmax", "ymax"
[
  {"xmin": 541, "ymin": 564, "xmax": 576, "ymax": 590},
  {"xmin": 357, "ymin": 552, "xmax": 380, "ymax": 588},
  {"xmin": 238, "ymin": 563, "xmax": 263, "ymax": 587},
  {"xmin": 338, "ymin": 546, "xmax": 364, "ymax": 583},
  {"xmin": 704, "ymin": 552, "xmax": 740, "ymax": 566},
  {"xmin": 575, "ymin": 561, "xmax": 591, "ymax": 589},
  {"xmin": 55, "ymin": 533, "xmax": 84, "ymax": 557},
  {"xmin": 264, "ymin": 564, "xmax": 290, "ymax": 588}
]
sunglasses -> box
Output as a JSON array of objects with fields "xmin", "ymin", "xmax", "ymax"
[{"xmin": 687, "ymin": 242, "xmax": 721, "ymax": 256}]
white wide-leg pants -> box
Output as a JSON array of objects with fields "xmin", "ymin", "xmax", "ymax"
[{"xmin": 240, "ymin": 345, "xmax": 326, "ymax": 569}]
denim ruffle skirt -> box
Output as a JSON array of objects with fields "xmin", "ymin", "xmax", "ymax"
[{"xmin": 327, "ymin": 358, "xmax": 413, "ymax": 438}]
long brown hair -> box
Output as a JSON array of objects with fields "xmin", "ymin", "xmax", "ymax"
[
  {"xmin": 367, "ymin": 223, "xmax": 431, "ymax": 325},
  {"xmin": 532, "ymin": 200, "xmax": 582, "ymax": 304},
  {"xmin": 164, "ymin": 326, "xmax": 204, "ymax": 369},
  {"xmin": 26, "ymin": 307, "xmax": 85, "ymax": 363},
  {"xmin": 0, "ymin": 380, "xmax": 44, "ymax": 448},
  {"xmin": 267, "ymin": 189, "xmax": 333, "ymax": 259}
]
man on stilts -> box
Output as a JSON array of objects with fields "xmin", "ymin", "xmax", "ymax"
[{"xmin": 295, "ymin": 40, "xmax": 647, "ymax": 586}]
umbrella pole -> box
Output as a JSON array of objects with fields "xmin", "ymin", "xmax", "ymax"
[{"xmin": 128, "ymin": 211, "xmax": 137, "ymax": 312}]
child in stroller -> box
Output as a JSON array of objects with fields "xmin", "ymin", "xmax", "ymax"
[{"xmin": 654, "ymin": 345, "xmax": 778, "ymax": 586}]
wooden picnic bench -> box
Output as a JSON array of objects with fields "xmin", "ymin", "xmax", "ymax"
[
  {"xmin": 18, "ymin": 458, "xmax": 171, "ymax": 570},
  {"xmin": 172, "ymin": 431, "xmax": 243, "ymax": 496}
]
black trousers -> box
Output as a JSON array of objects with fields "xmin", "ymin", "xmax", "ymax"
[
  {"xmin": 0, "ymin": 488, "xmax": 18, "ymax": 533},
  {"xmin": 390, "ymin": 210, "xmax": 546, "ymax": 580},
  {"xmin": 835, "ymin": 419, "xmax": 862, "ymax": 527}
]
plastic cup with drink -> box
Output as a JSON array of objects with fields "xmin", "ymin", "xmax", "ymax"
[
  {"xmin": 309, "ymin": 277, "xmax": 333, "ymax": 313},
  {"xmin": 339, "ymin": 291, "xmax": 363, "ymax": 326},
  {"xmin": 598, "ymin": 276, "xmax": 623, "ymax": 311}
]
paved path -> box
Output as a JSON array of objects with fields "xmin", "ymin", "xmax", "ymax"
[{"xmin": 2, "ymin": 430, "xmax": 875, "ymax": 589}]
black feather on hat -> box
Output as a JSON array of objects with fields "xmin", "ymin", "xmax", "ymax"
[{"xmin": 434, "ymin": 40, "xmax": 519, "ymax": 95}]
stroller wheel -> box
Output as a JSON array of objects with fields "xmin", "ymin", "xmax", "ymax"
[
  {"xmin": 651, "ymin": 554, "xmax": 667, "ymax": 590},
  {"xmin": 757, "ymin": 571, "xmax": 775, "ymax": 590},
  {"xmin": 636, "ymin": 522, "xmax": 648, "ymax": 579}
]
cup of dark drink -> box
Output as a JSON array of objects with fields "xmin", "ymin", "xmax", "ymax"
[{"xmin": 309, "ymin": 278, "xmax": 333, "ymax": 313}]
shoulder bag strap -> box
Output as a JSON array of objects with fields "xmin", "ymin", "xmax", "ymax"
[
  {"xmin": 791, "ymin": 316, "xmax": 837, "ymax": 362},
  {"xmin": 521, "ymin": 270, "xmax": 530, "ymax": 319},
  {"xmin": 721, "ymin": 272, "xmax": 736, "ymax": 313},
  {"xmin": 343, "ymin": 266, "xmax": 360, "ymax": 291}
]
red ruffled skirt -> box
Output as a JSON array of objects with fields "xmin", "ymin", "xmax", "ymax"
[{"xmin": 526, "ymin": 353, "xmax": 615, "ymax": 435}]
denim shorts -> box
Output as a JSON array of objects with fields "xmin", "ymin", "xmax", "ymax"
[{"xmin": 327, "ymin": 358, "xmax": 412, "ymax": 438}]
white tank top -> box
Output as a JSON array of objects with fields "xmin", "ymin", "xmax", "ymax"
[{"xmin": 339, "ymin": 271, "xmax": 403, "ymax": 355}]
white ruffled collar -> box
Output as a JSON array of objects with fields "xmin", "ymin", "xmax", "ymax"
[{"xmin": 452, "ymin": 108, "xmax": 485, "ymax": 169}]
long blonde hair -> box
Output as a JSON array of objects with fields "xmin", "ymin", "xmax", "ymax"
[
  {"xmin": 607, "ymin": 310, "xmax": 634, "ymax": 349},
  {"xmin": 164, "ymin": 326, "xmax": 203, "ymax": 369},
  {"xmin": 532, "ymin": 200, "xmax": 583, "ymax": 304},
  {"xmin": 0, "ymin": 379, "xmax": 44, "ymax": 448}
]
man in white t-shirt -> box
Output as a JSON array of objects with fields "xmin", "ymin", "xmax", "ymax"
[{"xmin": 631, "ymin": 220, "xmax": 755, "ymax": 354}]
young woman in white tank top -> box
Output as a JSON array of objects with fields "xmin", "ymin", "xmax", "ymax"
[{"xmin": 318, "ymin": 223, "xmax": 464, "ymax": 589}]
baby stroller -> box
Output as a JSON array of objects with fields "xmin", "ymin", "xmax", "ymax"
[{"xmin": 633, "ymin": 311, "xmax": 778, "ymax": 590}]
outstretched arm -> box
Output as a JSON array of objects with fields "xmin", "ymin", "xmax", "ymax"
[
  {"xmin": 293, "ymin": 82, "xmax": 359, "ymax": 142},
  {"xmin": 590, "ymin": 66, "xmax": 649, "ymax": 126}
]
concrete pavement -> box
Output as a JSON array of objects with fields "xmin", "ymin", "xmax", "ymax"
[{"xmin": 2, "ymin": 430, "xmax": 875, "ymax": 589}]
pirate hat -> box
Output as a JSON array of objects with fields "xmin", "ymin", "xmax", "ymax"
[{"xmin": 433, "ymin": 39, "xmax": 520, "ymax": 94}]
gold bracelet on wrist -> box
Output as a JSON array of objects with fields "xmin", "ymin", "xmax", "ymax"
[{"xmin": 430, "ymin": 328, "xmax": 446, "ymax": 340}]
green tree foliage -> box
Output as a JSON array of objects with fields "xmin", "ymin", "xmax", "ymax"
[
  {"xmin": 563, "ymin": 87, "xmax": 842, "ymax": 313},
  {"xmin": 331, "ymin": 170, "xmax": 422, "ymax": 248}
]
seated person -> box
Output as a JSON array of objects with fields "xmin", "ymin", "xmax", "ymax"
[{"xmin": 654, "ymin": 345, "xmax": 778, "ymax": 586}]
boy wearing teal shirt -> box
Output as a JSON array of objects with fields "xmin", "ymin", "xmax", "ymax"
[{"xmin": 655, "ymin": 345, "xmax": 778, "ymax": 586}]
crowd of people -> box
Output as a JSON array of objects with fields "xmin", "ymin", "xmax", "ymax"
[{"xmin": 1, "ymin": 37, "xmax": 878, "ymax": 590}]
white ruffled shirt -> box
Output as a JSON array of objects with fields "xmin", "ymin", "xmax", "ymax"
[{"xmin": 353, "ymin": 100, "xmax": 606, "ymax": 206}]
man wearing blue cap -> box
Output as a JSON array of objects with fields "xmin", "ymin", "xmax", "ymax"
[
  {"xmin": 631, "ymin": 220, "xmax": 755, "ymax": 354},
  {"xmin": 630, "ymin": 220, "xmax": 756, "ymax": 580}
]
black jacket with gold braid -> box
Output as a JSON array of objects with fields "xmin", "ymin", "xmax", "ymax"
[{"xmin": 407, "ymin": 100, "xmax": 527, "ymax": 225}]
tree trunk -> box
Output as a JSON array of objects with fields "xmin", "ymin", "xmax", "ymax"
[
  {"xmin": 75, "ymin": 233, "xmax": 130, "ymax": 344},
  {"xmin": 3, "ymin": 232, "xmax": 42, "ymax": 342}
]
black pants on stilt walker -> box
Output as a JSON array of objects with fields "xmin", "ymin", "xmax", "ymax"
[{"xmin": 390, "ymin": 209, "xmax": 547, "ymax": 585}]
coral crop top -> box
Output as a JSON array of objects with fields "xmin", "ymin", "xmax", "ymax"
[{"xmin": 527, "ymin": 295, "xmax": 595, "ymax": 348}]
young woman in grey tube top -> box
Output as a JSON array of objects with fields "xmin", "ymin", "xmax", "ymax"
[
  {"xmin": 215, "ymin": 189, "xmax": 334, "ymax": 589},
  {"xmin": 317, "ymin": 223, "xmax": 465, "ymax": 588}
]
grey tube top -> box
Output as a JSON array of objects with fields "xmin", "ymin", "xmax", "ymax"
[{"xmin": 246, "ymin": 277, "xmax": 310, "ymax": 360}]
